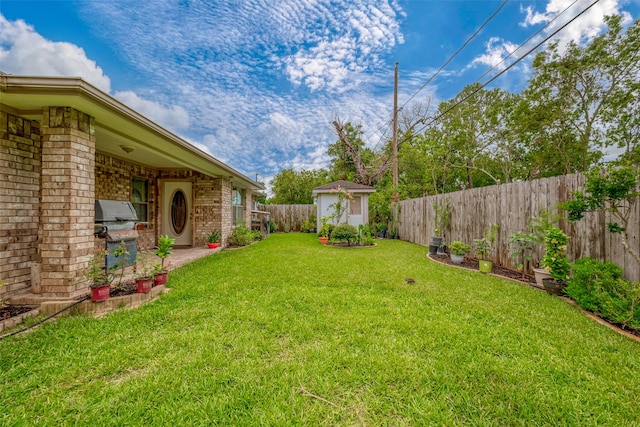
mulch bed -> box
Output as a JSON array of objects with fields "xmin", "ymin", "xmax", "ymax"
[
  {"xmin": 428, "ymin": 253, "xmax": 537, "ymax": 285},
  {"xmin": 110, "ymin": 281, "xmax": 137, "ymax": 297},
  {"xmin": 0, "ymin": 305, "xmax": 35, "ymax": 321}
]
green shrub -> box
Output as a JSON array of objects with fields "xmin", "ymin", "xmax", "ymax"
[
  {"xmin": 251, "ymin": 230, "xmax": 263, "ymax": 241},
  {"xmin": 331, "ymin": 224, "xmax": 358, "ymax": 245},
  {"xmin": 228, "ymin": 221, "xmax": 254, "ymax": 247},
  {"xmin": 357, "ymin": 224, "xmax": 375, "ymax": 246},
  {"xmin": 566, "ymin": 257, "xmax": 639, "ymax": 329},
  {"xmin": 449, "ymin": 241, "xmax": 471, "ymax": 256}
]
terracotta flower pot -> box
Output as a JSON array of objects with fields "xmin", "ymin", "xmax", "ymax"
[{"xmin": 319, "ymin": 236, "xmax": 329, "ymax": 245}]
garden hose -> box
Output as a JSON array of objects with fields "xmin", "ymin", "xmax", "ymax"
[{"xmin": 0, "ymin": 295, "xmax": 90, "ymax": 341}]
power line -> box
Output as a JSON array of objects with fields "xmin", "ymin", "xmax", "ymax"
[
  {"xmin": 411, "ymin": 0, "xmax": 602, "ymax": 136},
  {"xmin": 360, "ymin": 0, "xmax": 510, "ymax": 150},
  {"xmin": 399, "ymin": 0, "xmax": 510, "ymax": 112},
  {"xmin": 473, "ymin": 0, "xmax": 581, "ymax": 88}
]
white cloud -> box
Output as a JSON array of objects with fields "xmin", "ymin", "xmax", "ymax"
[
  {"xmin": 464, "ymin": 0, "xmax": 628, "ymax": 93},
  {"xmin": 468, "ymin": 37, "xmax": 520, "ymax": 69},
  {"xmin": 0, "ymin": 15, "xmax": 111, "ymax": 92},
  {"xmin": 282, "ymin": 2, "xmax": 404, "ymax": 92},
  {"xmin": 520, "ymin": 0, "xmax": 625, "ymax": 45},
  {"xmin": 114, "ymin": 90, "xmax": 191, "ymax": 130},
  {"xmin": 1, "ymin": 2, "xmax": 410, "ymax": 179}
]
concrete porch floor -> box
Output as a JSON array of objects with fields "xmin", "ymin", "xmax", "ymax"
[{"xmin": 10, "ymin": 246, "xmax": 222, "ymax": 306}]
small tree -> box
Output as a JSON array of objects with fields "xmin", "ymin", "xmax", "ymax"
[
  {"xmin": 474, "ymin": 224, "xmax": 498, "ymax": 261},
  {"xmin": 562, "ymin": 163, "xmax": 640, "ymax": 268},
  {"xmin": 540, "ymin": 228, "xmax": 571, "ymax": 282},
  {"xmin": 508, "ymin": 232, "xmax": 535, "ymax": 279},
  {"xmin": 328, "ymin": 185, "xmax": 353, "ymax": 225},
  {"xmin": 528, "ymin": 207, "xmax": 563, "ymax": 267},
  {"xmin": 155, "ymin": 234, "xmax": 175, "ymax": 271},
  {"xmin": 111, "ymin": 240, "xmax": 130, "ymax": 290},
  {"xmin": 433, "ymin": 198, "xmax": 451, "ymax": 238}
]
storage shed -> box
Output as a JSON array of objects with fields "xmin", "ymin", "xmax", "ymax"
[{"xmin": 312, "ymin": 180, "xmax": 376, "ymax": 230}]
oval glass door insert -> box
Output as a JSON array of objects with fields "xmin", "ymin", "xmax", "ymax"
[{"xmin": 171, "ymin": 189, "xmax": 187, "ymax": 235}]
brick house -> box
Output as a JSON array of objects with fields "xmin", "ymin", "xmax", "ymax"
[{"xmin": 1, "ymin": 75, "xmax": 264, "ymax": 302}]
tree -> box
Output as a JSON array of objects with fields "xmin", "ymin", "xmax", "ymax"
[
  {"xmin": 562, "ymin": 163, "xmax": 640, "ymax": 267},
  {"xmin": 436, "ymin": 84, "xmax": 508, "ymax": 188},
  {"xmin": 268, "ymin": 168, "xmax": 330, "ymax": 204},
  {"xmin": 330, "ymin": 119, "xmax": 389, "ymax": 186},
  {"xmin": 519, "ymin": 16, "xmax": 640, "ymax": 176}
]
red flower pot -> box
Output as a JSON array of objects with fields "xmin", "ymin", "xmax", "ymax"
[
  {"xmin": 91, "ymin": 285, "xmax": 110, "ymax": 302},
  {"xmin": 208, "ymin": 243, "xmax": 219, "ymax": 249},
  {"xmin": 136, "ymin": 278, "xmax": 153, "ymax": 293},
  {"xmin": 154, "ymin": 271, "xmax": 168, "ymax": 286}
]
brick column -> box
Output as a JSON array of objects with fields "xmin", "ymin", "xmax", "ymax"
[
  {"xmin": 39, "ymin": 107, "xmax": 95, "ymax": 299},
  {"xmin": 221, "ymin": 179, "xmax": 233, "ymax": 243}
]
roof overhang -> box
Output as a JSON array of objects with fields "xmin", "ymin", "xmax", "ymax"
[{"xmin": 0, "ymin": 75, "xmax": 263, "ymax": 191}]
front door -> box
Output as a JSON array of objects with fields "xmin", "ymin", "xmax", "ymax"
[{"xmin": 162, "ymin": 181, "xmax": 192, "ymax": 246}]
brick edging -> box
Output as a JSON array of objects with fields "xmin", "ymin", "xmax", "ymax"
[{"xmin": 40, "ymin": 285, "xmax": 170, "ymax": 318}]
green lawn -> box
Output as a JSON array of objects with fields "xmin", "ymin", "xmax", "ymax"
[{"xmin": 2, "ymin": 233, "xmax": 639, "ymax": 426}]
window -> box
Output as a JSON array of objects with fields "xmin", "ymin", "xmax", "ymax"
[
  {"xmin": 350, "ymin": 196, "xmax": 362, "ymax": 215},
  {"xmin": 232, "ymin": 187, "xmax": 244, "ymax": 225},
  {"xmin": 132, "ymin": 177, "xmax": 148, "ymax": 222}
]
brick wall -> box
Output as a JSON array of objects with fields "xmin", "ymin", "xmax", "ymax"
[
  {"xmin": 0, "ymin": 111, "xmax": 41, "ymax": 298},
  {"xmin": 221, "ymin": 179, "xmax": 233, "ymax": 244},
  {"xmin": 95, "ymin": 153, "xmax": 157, "ymax": 249},
  {"xmin": 193, "ymin": 175, "xmax": 223, "ymax": 246},
  {"xmin": 1, "ymin": 104, "xmax": 238, "ymax": 300}
]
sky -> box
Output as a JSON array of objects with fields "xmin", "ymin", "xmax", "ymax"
[{"xmin": 1, "ymin": 0, "xmax": 638, "ymax": 189}]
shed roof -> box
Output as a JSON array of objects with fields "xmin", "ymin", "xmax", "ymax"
[{"xmin": 312, "ymin": 180, "xmax": 376, "ymax": 194}]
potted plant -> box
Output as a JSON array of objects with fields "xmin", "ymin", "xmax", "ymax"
[
  {"xmin": 84, "ymin": 250, "xmax": 113, "ymax": 302},
  {"xmin": 508, "ymin": 231, "xmax": 535, "ymax": 280},
  {"xmin": 540, "ymin": 227, "xmax": 571, "ymax": 295},
  {"xmin": 134, "ymin": 253, "xmax": 153, "ymax": 294},
  {"xmin": 154, "ymin": 234, "xmax": 175, "ymax": 285},
  {"xmin": 474, "ymin": 224, "xmax": 498, "ymax": 273},
  {"xmin": 431, "ymin": 199, "xmax": 451, "ymax": 250},
  {"xmin": 318, "ymin": 216, "xmax": 331, "ymax": 245},
  {"xmin": 528, "ymin": 208, "xmax": 561, "ymax": 286},
  {"xmin": 449, "ymin": 241, "xmax": 470, "ymax": 264},
  {"xmin": 207, "ymin": 230, "xmax": 221, "ymax": 248}
]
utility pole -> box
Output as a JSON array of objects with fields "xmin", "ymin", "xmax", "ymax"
[
  {"xmin": 392, "ymin": 62, "xmax": 399, "ymax": 235},
  {"xmin": 392, "ymin": 62, "xmax": 398, "ymax": 191}
]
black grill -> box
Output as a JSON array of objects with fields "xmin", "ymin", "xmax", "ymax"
[{"xmin": 94, "ymin": 200, "xmax": 139, "ymax": 270}]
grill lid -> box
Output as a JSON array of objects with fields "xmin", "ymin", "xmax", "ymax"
[
  {"xmin": 105, "ymin": 229, "xmax": 138, "ymax": 242},
  {"xmin": 95, "ymin": 200, "xmax": 139, "ymax": 222}
]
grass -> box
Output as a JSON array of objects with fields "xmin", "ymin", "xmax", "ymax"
[{"xmin": 1, "ymin": 233, "xmax": 640, "ymax": 426}]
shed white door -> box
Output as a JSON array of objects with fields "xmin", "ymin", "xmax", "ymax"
[{"xmin": 162, "ymin": 181, "xmax": 192, "ymax": 246}]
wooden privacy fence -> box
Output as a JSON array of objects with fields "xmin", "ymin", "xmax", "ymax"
[
  {"xmin": 258, "ymin": 204, "xmax": 315, "ymax": 232},
  {"xmin": 397, "ymin": 173, "xmax": 640, "ymax": 282}
]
